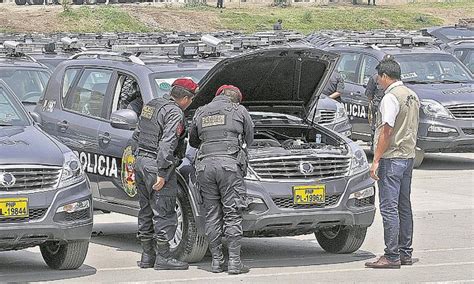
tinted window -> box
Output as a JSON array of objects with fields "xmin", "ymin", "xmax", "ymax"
[
  {"xmin": 453, "ymin": 49, "xmax": 474, "ymax": 73},
  {"xmin": 152, "ymin": 70, "xmax": 208, "ymax": 98},
  {"xmin": 64, "ymin": 69, "xmax": 112, "ymax": 118},
  {"xmin": 359, "ymin": 55, "xmax": 379, "ymax": 85},
  {"xmin": 62, "ymin": 68, "xmax": 80, "ymax": 98},
  {"xmin": 396, "ymin": 54, "xmax": 473, "ymax": 83},
  {"xmin": 0, "ymin": 87, "xmax": 29, "ymax": 126},
  {"xmin": 0, "ymin": 68, "xmax": 50, "ymax": 103},
  {"xmin": 337, "ymin": 53, "xmax": 361, "ymax": 84},
  {"xmin": 436, "ymin": 28, "xmax": 474, "ymax": 41}
]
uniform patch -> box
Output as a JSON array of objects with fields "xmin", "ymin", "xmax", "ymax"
[
  {"xmin": 202, "ymin": 114, "xmax": 226, "ymax": 128},
  {"xmin": 141, "ymin": 105, "xmax": 155, "ymax": 119},
  {"xmin": 121, "ymin": 146, "xmax": 137, "ymax": 198},
  {"xmin": 176, "ymin": 121, "xmax": 184, "ymax": 137}
]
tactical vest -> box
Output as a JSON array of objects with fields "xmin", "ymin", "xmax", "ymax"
[
  {"xmin": 374, "ymin": 83, "xmax": 420, "ymax": 159},
  {"xmin": 196, "ymin": 96, "xmax": 244, "ymax": 158},
  {"xmin": 137, "ymin": 97, "xmax": 172, "ymax": 153}
]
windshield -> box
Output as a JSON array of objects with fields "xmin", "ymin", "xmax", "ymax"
[
  {"xmin": 0, "ymin": 68, "xmax": 50, "ymax": 104},
  {"xmin": 436, "ymin": 28, "xmax": 474, "ymax": 41},
  {"xmin": 0, "ymin": 86, "xmax": 30, "ymax": 126},
  {"xmin": 395, "ymin": 54, "xmax": 473, "ymax": 83},
  {"xmin": 151, "ymin": 70, "xmax": 209, "ymax": 98}
]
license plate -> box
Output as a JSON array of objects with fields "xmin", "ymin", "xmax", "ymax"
[
  {"xmin": 0, "ymin": 198, "xmax": 29, "ymax": 218},
  {"xmin": 293, "ymin": 185, "xmax": 325, "ymax": 205}
]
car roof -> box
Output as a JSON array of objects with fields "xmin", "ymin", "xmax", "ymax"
[
  {"xmin": 0, "ymin": 56, "xmax": 49, "ymax": 69},
  {"xmin": 327, "ymin": 45, "xmax": 449, "ymax": 58}
]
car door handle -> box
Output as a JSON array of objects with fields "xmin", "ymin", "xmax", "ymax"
[
  {"xmin": 57, "ymin": 120, "xmax": 69, "ymax": 133},
  {"xmin": 99, "ymin": 133, "xmax": 111, "ymax": 145}
]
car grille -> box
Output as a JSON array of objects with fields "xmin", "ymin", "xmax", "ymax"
[
  {"xmin": 462, "ymin": 128, "xmax": 474, "ymax": 135},
  {"xmin": 250, "ymin": 156, "xmax": 351, "ymax": 180},
  {"xmin": 54, "ymin": 209, "xmax": 91, "ymax": 223},
  {"xmin": 354, "ymin": 196, "xmax": 375, "ymax": 207},
  {"xmin": 273, "ymin": 194, "xmax": 341, "ymax": 209},
  {"xmin": 0, "ymin": 208, "xmax": 48, "ymax": 223},
  {"xmin": 447, "ymin": 104, "xmax": 474, "ymax": 119},
  {"xmin": 0, "ymin": 166, "xmax": 62, "ymax": 192},
  {"xmin": 319, "ymin": 110, "xmax": 336, "ymax": 124}
]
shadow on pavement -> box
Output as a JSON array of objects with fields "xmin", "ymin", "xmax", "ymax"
[
  {"xmin": 0, "ymin": 250, "xmax": 96, "ymax": 282},
  {"xmin": 89, "ymin": 221, "xmax": 374, "ymax": 272}
]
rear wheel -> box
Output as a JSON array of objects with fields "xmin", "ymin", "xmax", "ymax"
[
  {"xmin": 315, "ymin": 225, "xmax": 367, "ymax": 254},
  {"xmin": 32, "ymin": 0, "xmax": 44, "ymax": 4},
  {"xmin": 40, "ymin": 240, "xmax": 89, "ymax": 270},
  {"xmin": 15, "ymin": 0, "xmax": 27, "ymax": 5},
  {"xmin": 73, "ymin": 0, "xmax": 84, "ymax": 4},
  {"xmin": 170, "ymin": 184, "xmax": 208, "ymax": 263}
]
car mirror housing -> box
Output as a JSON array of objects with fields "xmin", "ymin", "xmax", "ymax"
[
  {"xmin": 30, "ymin": 111, "xmax": 42, "ymax": 125},
  {"xmin": 110, "ymin": 109, "xmax": 138, "ymax": 130}
]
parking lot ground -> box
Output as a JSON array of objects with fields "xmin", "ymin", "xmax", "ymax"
[{"xmin": 0, "ymin": 152, "xmax": 473, "ymax": 283}]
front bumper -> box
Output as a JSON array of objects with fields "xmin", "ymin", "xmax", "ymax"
[
  {"xmin": 0, "ymin": 179, "xmax": 93, "ymax": 251},
  {"xmin": 242, "ymin": 171, "xmax": 375, "ymax": 237},
  {"xmin": 417, "ymin": 117, "xmax": 474, "ymax": 153}
]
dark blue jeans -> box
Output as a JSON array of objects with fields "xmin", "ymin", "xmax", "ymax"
[{"xmin": 378, "ymin": 158, "xmax": 414, "ymax": 261}]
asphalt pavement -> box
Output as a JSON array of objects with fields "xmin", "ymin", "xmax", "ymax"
[{"xmin": 0, "ymin": 152, "xmax": 473, "ymax": 283}]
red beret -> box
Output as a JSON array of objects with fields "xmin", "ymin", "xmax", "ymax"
[
  {"xmin": 215, "ymin": 84, "xmax": 242, "ymax": 102},
  {"xmin": 172, "ymin": 78, "xmax": 199, "ymax": 94}
]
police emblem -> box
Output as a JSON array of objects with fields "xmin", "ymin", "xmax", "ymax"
[
  {"xmin": 121, "ymin": 146, "xmax": 137, "ymax": 197},
  {"xmin": 141, "ymin": 105, "xmax": 155, "ymax": 119}
]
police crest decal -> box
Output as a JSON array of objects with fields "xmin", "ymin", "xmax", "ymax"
[{"xmin": 121, "ymin": 146, "xmax": 137, "ymax": 197}]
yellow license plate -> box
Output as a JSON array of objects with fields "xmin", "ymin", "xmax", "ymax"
[
  {"xmin": 0, "ymin": 198, "xmax": 29, "ymax": 218},
  {"xmin": 293, "ymin": 185, "xmax": 325, "ymax": 205}
]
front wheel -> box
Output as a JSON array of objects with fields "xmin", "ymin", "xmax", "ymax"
[
  {"xmin": 40, "ymin": 240, "xmax": 89, "ymax": 270},
  {"xmin": 315, "ymin": 225, "xmax": 367, "ymax": 254},
  {"xmin": 170, "ymin": 184, "xmax": 208, "ymax": 263}
]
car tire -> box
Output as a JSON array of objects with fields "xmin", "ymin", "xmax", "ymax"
[
  {"xmin": 32, "ymin": 0, "xmax": 44, "ymax": 4},
  {"xmin": 414, "ymin": 148, "xmax": 424, "ymax": 168},
  {"xmin": 73, "ymin": 0, "xmax": 84, "ymax": 4},
  {"xmin": 15, "ymin": 0, "xmax": 27, "ymax": 5},
  {"xmin": 40, "ymin": 240, "xmax": 89, "ymax": 270},
  {"xmin": 315, "ymin": 225, "xmax": 367, "ymax": 254},
  {"xmin": 170, "ymin": 184, "xmax": 208, "ymax": 263}
]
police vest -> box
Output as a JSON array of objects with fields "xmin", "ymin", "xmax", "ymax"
[
  {"xmin": 196, "ymin": 97, "xmax": 244, "ymax": 158},
  {"xmin": 137, "ymin": 97, "xmax": 172, "ymax": 153}
]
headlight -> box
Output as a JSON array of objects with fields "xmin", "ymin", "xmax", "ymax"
[
  {"xmin": 421, "ymin": 99, "xmax": 453, "ymax": 119},
  {"xmin": 335, "ymin": 102, "xmax": 348, "ymax": 121},
  {"xmin": 58, "ymin": 151, "xmax": 85, "ymax": 188},
  {"xmin": 349, "ymin": 148, "xmax": 369, "ymax": 176},
  {"xmin": 349, "ymin": 187, "xmax": 375, "ymax": 200}
]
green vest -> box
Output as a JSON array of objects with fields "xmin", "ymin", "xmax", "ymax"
[{"xmin": 374, "ymin": 83, "xmax": 420, "ymax": 159}]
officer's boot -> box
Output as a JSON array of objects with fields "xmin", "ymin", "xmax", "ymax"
[
  {"xmin": 154, "ymin": 241, "xmax": 189, "ymax": 270},
  {"xmin": 137, "ymin": 239, "xmax": 156, "ymax": 268},
  {"xmin": 210, "ymin": 244, "xmax": 226, "ymax": 273},
  {"xmin": 227, "ymin": 240, "xmax": 249, "ymax": 275}
]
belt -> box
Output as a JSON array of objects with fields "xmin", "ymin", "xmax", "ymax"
[{"xmin": 137, "ymin": 149, "xmax": 157, "ymax": 159}]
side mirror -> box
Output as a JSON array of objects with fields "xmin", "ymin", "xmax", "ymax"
[
  {"xmin": 30, "ymin": 111, "xmax": 42, "ymax": 125},
  {"xmin": 110, "ymin": 109, "xmax": 138, "ymax": 130}
]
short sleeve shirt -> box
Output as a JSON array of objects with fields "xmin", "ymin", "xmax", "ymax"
[{"xmin": 379, "ymin": 81, "xmax": 403, "ymax": 127}]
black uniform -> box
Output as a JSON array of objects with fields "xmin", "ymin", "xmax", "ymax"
[
  {"xmin": 132, "ymin": 94, "xmax": 185, "ymax": 243},
  {"xmin": 323, "ymin": 71, "xmax": 345, "ymax": 102},
  {"xmin": 189, "ymin": 95, "xmax": 254, "ymax": 272},
  {"xmin": 365, "ymin": 73, "xmax": 385, "ymax": 133}
]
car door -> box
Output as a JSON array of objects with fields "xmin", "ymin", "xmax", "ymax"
[
  {"xmin": 335, "ymin": 52, "xmax": 367, "ymax": 140},
  {"xmin": 60, "ymin": 67, "xmax": 114, "ymax": 189},
  {"xmin": 96, "ymin": 72, "xmax": 141, "ymax": 207}
]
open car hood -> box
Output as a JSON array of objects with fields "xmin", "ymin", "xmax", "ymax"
[{"xmin": 192, "ymin": 46, "xmax": 338, "ymax": 119}]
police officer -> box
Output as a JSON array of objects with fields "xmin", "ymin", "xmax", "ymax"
[
  {"xmin": 132, "ymin": 78, "xmax": 198, "ymax": 271},
  {"xmin": 189, "ymin": 85, "xmax": 254, "ymax": 275},
  {"xmin": 323, "ymin": 71, "xmax": 345, "ymax": 102}
]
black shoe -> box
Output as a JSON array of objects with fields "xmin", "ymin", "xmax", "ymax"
[
  {"xmin": 154, "ymin": 255, "xmax": 189, "ymax": 270},
  {"xmin": 401, "ymin": 257, "xmax": 418, "ymax": 265},
  {"xmin": 228, "ymin": 259, "xmax": 249, "ymax": 275},
  {"xmin": 137, "ymin": 239, "xmax": 156, "ymax": 269}
]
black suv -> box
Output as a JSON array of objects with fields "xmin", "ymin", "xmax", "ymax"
[
  {"xmin": 35, "ymin": 46, "xmax": 375, "ymax": 263},
  {"xmin": 307, "ymin": 32, "xmax": 474, "ymax": 167}
]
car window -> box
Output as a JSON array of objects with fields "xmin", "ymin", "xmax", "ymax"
[
  {"xmin": 0, "ymin": 86, "xmax": 29, "ymax": 126},
  {"xmin": 111, "ymin": 73, "xmax": 142, "ymax": 115},
  {"xmin": 0, "ymin": 69, "xmax": 50, "ymax": 103},
  {"xmin": 396, "ymin": 54, "xmax": 473, "ymax": 83},
  {"xmin": 336, "ymin": 53, "xmax": 361, "ymax": 84},
  {"xmin": 359, "ymin": 55, "xmax": 379, "ymax": 85},
  {"xmin": 64, "ymin": 69, "xmax": 112, "ymax": 119},
  {"xmin": 454, "ymin": 49, "xmax": 474, "ymax": 73},
  {"xmin": 62, "ymin": 68, "xmax": 80, "ymax": 98},
  {"xmin": 152, "ymin": 70, "xmax": 209, "ymax": 98}
]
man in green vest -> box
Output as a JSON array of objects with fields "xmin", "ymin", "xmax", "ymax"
[{"xmin": 365, "ymin": 57, "xmax": 420, "ymax": 269}]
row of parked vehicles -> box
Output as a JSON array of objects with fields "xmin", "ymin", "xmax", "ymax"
[{"xmin": 0, "ymin": 23, "xmax": 472, "ymax": 270}]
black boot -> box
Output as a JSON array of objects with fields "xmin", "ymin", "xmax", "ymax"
[
  {"xmin": 154, "ymin": 241, "xmax": 189, "ymax": 270},
  {"xmin": 137, "ymin": 239, "xmax": 156, "ymax": 269},
  {"xmin": 210, "ymin": 245, "xmax": 226, "ymax": 273},
  {"xmin": 227, "ymin": 241, "xmax": 249, "ymax": 275}
]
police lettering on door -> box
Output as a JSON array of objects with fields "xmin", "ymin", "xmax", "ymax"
[
  {"xmin": 344, "ymin": 103, "xmax": 367, "ymax": 119},
  {"xmin": 73, "ymin": 151, "xmax": 118, "ymax": 178}
]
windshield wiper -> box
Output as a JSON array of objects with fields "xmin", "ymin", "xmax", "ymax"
[
  {"xmin": 403, "ymin": 80, "xmax": 430, "ymax": 84},
  {"xmin": 0, "ymin": 122, "xmax": 13, "ymax": 126},
  {"xmin": 429, "ymin": 80, "xmax": 468, "ymax": 84}
]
